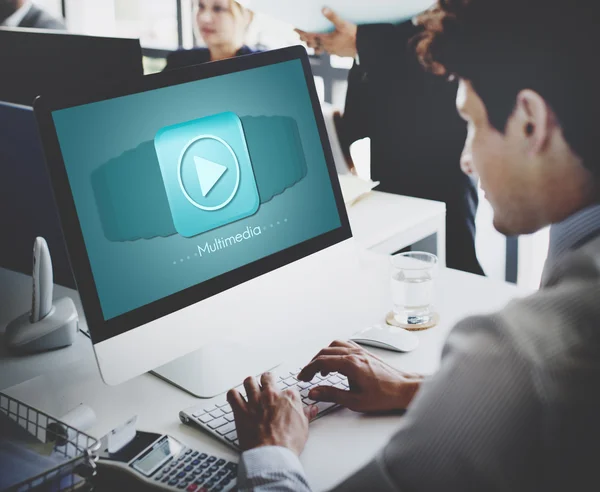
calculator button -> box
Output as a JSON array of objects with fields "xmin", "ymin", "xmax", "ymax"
[
  {"xmin": 225, "ymin": 463, "xmax": 237, "ymax": 471},
  {"xmin": 162, "ymin": 476, "xmax": 170, "ymax": 483},
  {"xmin": 185, "ymin": 465, "xmax": 193, "ymax": 472},
  {"xmin": 169, "ymin": 479, "xmax": 179, "ymax": 486},
  {"xmin": 207, "ymin": 456, "xmax": 217, "ymax": 463},
  {"xmin": 185, "ymin": 449, "xmax": 192, "ymax": 455},
  {"xmin": 199, "ymin": 453, "xmax": 208, "ymax": 460},
  {"xmin": 177, "ymin": 483, "xmax": 188, "ymax": 489},
  {"xmin": 200, "ymin": 462, "xmax": 210, "ymax": 469},
  {"xmin": 191, "ymin": 451, "xmax": 199, "ymax": 458},
  {"xmin": 192, "ymin": 459, "xmax": 200, "ymax": 466},
  {"xmin": 201, "ymin": 472, "xmax": 211, "ymax": 480},
  {"xmin": 177, "ymin": 472, "xmax": 186, "ymax": 479},
  {"xmin": 185, "ymin": 457, "xmax": 192, "ymax": 463},
  {"xmin": 214, "ymin": 485, "xmax": 224, "ymax": 491},
  {"xmin": 187, "ymin": 485, "xmax": 198, "ymax": 491},
  {"xmin": 216, "ymin": 459, "xmax": 226, "ymax": 466},
  {"xmin": 209, "ymin": 465, "xmax": 219, "ymax": 473}
]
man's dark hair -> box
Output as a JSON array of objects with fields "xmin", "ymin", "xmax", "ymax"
[{"xmin": 415, "ymin": 0, "xmax": 599, "ymax": 175}]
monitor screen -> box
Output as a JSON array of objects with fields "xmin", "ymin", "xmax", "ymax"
[{"xmin": 48, "ymin": 53, "xmax": 346, "ymax": 341}]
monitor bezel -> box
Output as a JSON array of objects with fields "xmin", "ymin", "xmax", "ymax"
[{"xmin": 34, "ymin": 45, "xmax": 352, "ymax": 345}]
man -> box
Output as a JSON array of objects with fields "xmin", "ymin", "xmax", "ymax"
[
  {"xmin": 0, "ymin": 0, "xmax": 66, "ymax": 30},
  {"xmin": 227, "ymin": 0, "xmax": 600, "ymax": 490},
  {"xmin": 299, "ymin": 8, "xmax": 484, "ymax": 276}
]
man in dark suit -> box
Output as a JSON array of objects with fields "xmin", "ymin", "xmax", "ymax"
[
  {"xmin": 298, "ymin": 9, "xmax": 484, "ymax": 276},
  {"xmin": 0, "ymin": 0, "xmax": 66, "ymax": 30}
]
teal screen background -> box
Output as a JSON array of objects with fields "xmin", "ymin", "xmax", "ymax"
[{"xmin": 52, "ymin": 59, "xmax": 342, "ymax": 320}]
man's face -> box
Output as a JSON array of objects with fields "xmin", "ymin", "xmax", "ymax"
[
  {"xmin": 456, "ymin": 79, "xmax": 549, "ymax": 236},
  {"xmin": 0, "ymin": 0, "xmax": 19, "ymax": 23}
]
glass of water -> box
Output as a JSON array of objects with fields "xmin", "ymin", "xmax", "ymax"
[{"xmin": 390, "ymin": 252, "xmax": 438, "ymax": 329}]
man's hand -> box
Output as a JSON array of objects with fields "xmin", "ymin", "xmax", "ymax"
[
  {"xmin": 296, "ymin": 8, "xmax": 358, "ymax": 58},
  {"xmin": 298, "ymin": 340, "xmax": 424, "ymax": 413},
  {"xmin": 227, "ymin": 373, "xmax": 317, "ymax": 456}
]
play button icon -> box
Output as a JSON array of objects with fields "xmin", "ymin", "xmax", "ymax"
[{"xmin": 194, "ymin": 156, "xmax": 227, "ymax": 197}]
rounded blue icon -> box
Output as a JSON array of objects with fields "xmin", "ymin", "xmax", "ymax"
[{"xmin": 178, "ymin": 135, "xmax": 240, "ymax": 211}]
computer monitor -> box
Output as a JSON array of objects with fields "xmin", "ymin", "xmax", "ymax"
[
  {"xmin": 0, "ymin": 27, "xmax": 143, "ymax": 107},
  {"xmin": 34, "ymin": 46, "xmax": 358, "ymax": 397},
  {"xmin": 0, "ymin": 101, "xmax": 74, "ymax": 288}
]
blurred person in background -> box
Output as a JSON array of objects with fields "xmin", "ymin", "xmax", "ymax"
[
  {"xmin": 165, "ymin": 0, "xmax": 257, "ymax": 71},
  {"xmin": 0, "ymin": 0, "xmax": 66, "ymax": 29},
  {"xmin": 298, "ymin": 8, "xmax": 484, "ymax": 276}
]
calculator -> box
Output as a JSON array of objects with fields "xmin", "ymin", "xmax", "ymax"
[{"xmin": 96, "ymin": 430, "xmax": 237, "ymax": 491}]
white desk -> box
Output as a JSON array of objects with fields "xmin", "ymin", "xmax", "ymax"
[
  {"xmin": 0, "ymin": 251, "xmax": 528, "ymax": 491},
  {"xmin": 347, "ymin": 191, "xmax": 446, "ymax": 264}
]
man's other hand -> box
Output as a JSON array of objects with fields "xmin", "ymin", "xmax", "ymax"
[
  {"xmin": 298, "ymin": 340, "xmax": 424, "ymax": 413},
  {"xmin": 296, "ymin": 8, "xmax": 358, "ymax": 58},
  {"xmin": 227, "ymin": 372, "xmax": 317, "ymax": 456}
]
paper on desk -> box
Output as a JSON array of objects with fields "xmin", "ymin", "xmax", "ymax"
[
  {"xmin": 338, "ymin": 174, "xmax": 379, "ymax": 206},
  {"xmin": 245, "ymin": 0, "xmax": 434, "ymax": 32}
]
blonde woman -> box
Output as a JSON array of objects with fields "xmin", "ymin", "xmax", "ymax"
[{"xmin": 165, "ymin": 0, "xmax": 257, "ymax": 70}]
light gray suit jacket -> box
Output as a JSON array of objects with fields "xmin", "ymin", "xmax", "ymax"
[{"xmin": 238, "ymin": 207, "xmax": 600, "ymax": 491}]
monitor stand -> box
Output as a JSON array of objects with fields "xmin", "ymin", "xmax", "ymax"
[{"xmin": 150, "ymin": 342, "xmax": 281, "ymax": 398}]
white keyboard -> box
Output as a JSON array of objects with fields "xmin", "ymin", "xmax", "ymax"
[{"xmin": 179, "ymin": 369, "xmax": 349, "ymax": 450}]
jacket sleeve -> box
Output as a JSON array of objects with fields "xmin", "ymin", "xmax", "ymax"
[{"xmin": 338, "ymin": 21, "xmax": 422, "ymax": 150}]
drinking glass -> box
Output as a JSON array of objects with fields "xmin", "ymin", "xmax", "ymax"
[{"xmin": 389, "ymin": 252, "xmax": 438, "ymax": 329}]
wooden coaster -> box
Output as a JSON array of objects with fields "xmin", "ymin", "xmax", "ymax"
[{"xmin": 386, "ymin": 311, "xmax": 439, "ymax": 331}]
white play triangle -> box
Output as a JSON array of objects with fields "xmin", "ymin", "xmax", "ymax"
[{"xmin": 194, "ymin": 156, "xmax": 228, "ymax": 197}]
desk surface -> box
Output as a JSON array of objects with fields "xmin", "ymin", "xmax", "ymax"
[{"xmin": 1, "ymin": 250, "xmax": 529, "ymax": 491}]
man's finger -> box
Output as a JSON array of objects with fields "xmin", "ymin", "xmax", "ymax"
[
  {"xmin": 309, "ymin": 385, "xmax": 356, "ymax": 407},
  {"xmin": 322, "ymin": 7, "xmax": 347, "ymax": 30},
  {"xmin": 243, "ymin": 376, "xmax": 261, "ymax": 407},
  {"xmin": 227, "ymin": 389, "xmax": 248, "ymax": 414},
  {"xmin": 303, "ymin": 404, "xmax": 319, "ymax": 421},
  {"xmin": 330, "ymin": 339, "xmax": 356, "ymax": 349},
  {"xmin": 298, "ymin": 355, "xmax": 359, "ymax": 381},
  {"xmin": 260, "ymin": 372, "xmax": 277, "ymax": 390}
]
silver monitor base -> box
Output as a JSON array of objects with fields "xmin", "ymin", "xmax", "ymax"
[{"xmin": 151, "ymin": 342, "xmax": 281, "ymax": 398}]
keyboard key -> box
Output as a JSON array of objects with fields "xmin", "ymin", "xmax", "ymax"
[
  {"xmin": 209, "ymin": 409, "xmax": 225, "ymax": 418},
  {"xmin": 316, "ymin": 401, "xmax": 337, "ymax": 413},
  {"xmin": 224, "ymin": 430, "xmax": 237, "ymax": 441},
  {"xmin": 217, "ymin": 401, "xmax": 230, "ymax": 408},
  {"xmin": 216, "ymin": 421, "xmax": 236, "ymax": 436},
  {"xmin": 198, "ymin": 414, "xmax": 213, "ymax": 423},
  {"xmin": 224, "ymin": 413, "xmax": 235, "ymax": 422},
  {"xmin": 208, "ymin": 417, "xmax": 228, "ymax": 429},
  {"xmin": 220, "ymin": 404, "xmax": 232, "ymax": 413}
]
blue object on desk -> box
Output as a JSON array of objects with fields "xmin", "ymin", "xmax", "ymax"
[{"xmin": 0, "ymin": 101, "xmax": 74, "ymax": 287}]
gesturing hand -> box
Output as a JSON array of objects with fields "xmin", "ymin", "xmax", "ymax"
[
  {"xmin": 296, "ymin": 8, "xmax": 358, "ymax": 58},
  {"xmin": 298, "ymin": 340, "xmax": 424, "ymax": 413},
  {"xmin": 227, "ymin": 373, "xmax": 317, "ymax": 456}
]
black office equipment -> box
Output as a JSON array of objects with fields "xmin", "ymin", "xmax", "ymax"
[
  {"xmin": 0, "ymin": 101, "xmax": 75, "ymax": 287},
  {"xmin": 0, "ymin": 27, "xmax": 143, "ymax": 107}
]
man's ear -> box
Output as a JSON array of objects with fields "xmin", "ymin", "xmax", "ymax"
[{"xmin": 514, "ymin": 89, "xmax": 556, "ymax": 155}]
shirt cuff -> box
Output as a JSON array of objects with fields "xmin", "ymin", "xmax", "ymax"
[{"xmin": 240, "ymin": 445, "xmax": 305, "ymax": 478}]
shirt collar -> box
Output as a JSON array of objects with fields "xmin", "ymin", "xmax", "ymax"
[
  {"xmin": 1, "ymin": 1, "xmax": 33, "ymax": 27},
  {"xmin": 547, "ymin": 203, "xmax": 600, "ymax": 261}
]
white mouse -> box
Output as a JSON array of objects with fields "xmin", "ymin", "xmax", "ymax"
[{"xmin": 350, "ymin": 324, "xmax": 419, "ymax": 352}]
